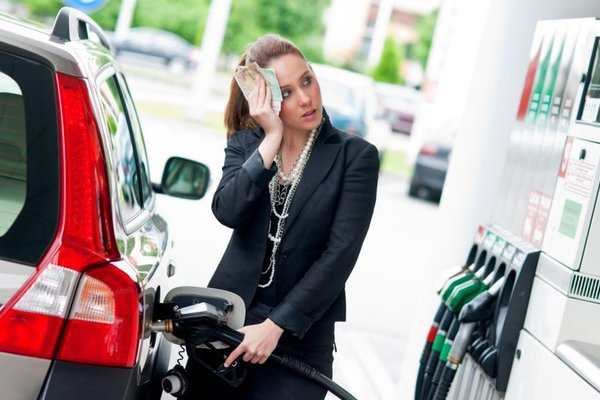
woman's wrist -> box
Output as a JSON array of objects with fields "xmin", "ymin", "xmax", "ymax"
[
  {"xmin": 258, "ymin": 133, "xmax": 282, "ymax": 169},
  {"xmin": 266, "ymin": 318, "xmax": 285, "ymax": 335}
]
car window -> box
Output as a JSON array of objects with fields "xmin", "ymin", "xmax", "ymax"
[
  {"xmin": 98, "ymin": 75, "xmax": 147, "ymax": 224},
  {"xmin": 117, "ymin": 74, "xmax": 153, "ymax": 205},
  {"xmin": 0, "ymin": 51, "xmax": 59, "ymax": 265}
]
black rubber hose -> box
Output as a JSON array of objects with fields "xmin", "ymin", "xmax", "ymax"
[
  {"xmin": 415, "ymin": 303, "xmax": 447, "ymax": 400},
  {"xmin": 426, "ymin": 319, "xmax": 460, "ymax": 400},
  {"xmin": 432, "ymin": 366, "xmax": 457, "ymax": 400},
  {"xmin": 215, "ymin": 326, "xmax": 358, "ymax": 400},
  {"xmin": 419, "ymin": 310, "xmax": 455, "ymax": 400}
]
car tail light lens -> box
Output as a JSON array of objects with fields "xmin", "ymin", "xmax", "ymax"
[
  {"xmin": 420, "ymin": 141, "xmax": 440, "ymax": 156},
  {"xmin": 0, "ymin": 73, "xmax": 141, "ymax": 368},
  {"xmin": 14, "ymin": 265, "xmax": 79, "ymax": 317},
  {"xmin": 0, "ymin": 264, "xmax": 78, "ymax": 359},
  {"xmin": 57, "ymin": 264, "xmax": 141, "ymax": 367}
]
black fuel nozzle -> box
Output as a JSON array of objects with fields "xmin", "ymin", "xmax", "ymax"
[
  {"xmin": 432, "ymin": 276, "xmax": 506, "ymax": 400},
  {"xmin": 458, "ymin": 277, "xmax": 505, "ymax": 323}
]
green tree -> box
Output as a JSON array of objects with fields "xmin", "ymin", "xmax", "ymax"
[
  {"xmin": 371, "ymin": 37, "xmax": 403, "ymax": 84},
  {"xmin": 411, "ymin": 8, "xmax": 438, "ymax": 68},
  {"xmin": 223, "ymin": 0, "xmax": 330, "ymax": 62},
  {"xmin": 19, "ymin": 0, "xmax": 209, "ymax": 45},
  {"xmin": 18, "ymin": 0, "xmax": 329, "ymax": 59},
  {"xmin": 90, "ymin": 0, "xmax": 209, "ymax": 44},
  {"xmin": 18, "ymin": 0, "xmax": 63, "ymax": 20}
]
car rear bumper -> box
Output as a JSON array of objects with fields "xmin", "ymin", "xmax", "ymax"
[
  {"xmin": 40, "ymin": 361, "xmax": 139, "ymax": 400},
  {"xmin": 39, "ymin": 335, "xmax": 171, "ymax": 400}
]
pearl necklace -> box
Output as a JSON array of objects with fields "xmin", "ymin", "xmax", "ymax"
[
  {"xmin": 260, "ymin": 119, "xmax": 323, "ymax": 288},
  {"xmin": 274, "ymin": 130, "xmax": 317, "ymax": 185}
]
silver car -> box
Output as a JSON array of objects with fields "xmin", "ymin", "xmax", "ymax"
[{"xmin": 0, "ymin": 8, "xmax": 209, "ymax": 399}]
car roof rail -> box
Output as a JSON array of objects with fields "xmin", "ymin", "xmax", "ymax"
[{"xmin": 51, "ymin": 6, "xmax": 112, "ymax": 51}]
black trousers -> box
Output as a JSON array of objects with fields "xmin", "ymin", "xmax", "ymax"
[{"xmin": 181, "ymin": 303, "xmax": 335, "ymax": 400}]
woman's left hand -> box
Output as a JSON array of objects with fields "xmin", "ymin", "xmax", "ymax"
[{"xmin": 223, "ymin": 318, "xmax": 284, "ymax": 367}]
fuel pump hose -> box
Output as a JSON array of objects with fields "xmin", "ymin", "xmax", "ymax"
[
  {"xmin": 432, "ymin": 277, "xmax": 506, "ymax": 400},
  {"xmin": 415, "ymin": 303, "xmax": 448, "ymax": 400},
  {"xmin": 215, "ymin": 326, "xmax": 358, "ymax": 400}
]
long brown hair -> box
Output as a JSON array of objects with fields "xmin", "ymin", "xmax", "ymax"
[{"xmin": 224, "ymin": 34, "xmax": 305, "ymax": 138}]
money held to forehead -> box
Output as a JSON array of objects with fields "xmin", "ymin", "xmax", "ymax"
[{"xmin": 234, "ymin": 62, "xmax": 282, "ymax": 114}]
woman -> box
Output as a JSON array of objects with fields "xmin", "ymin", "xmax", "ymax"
[{"xmin": 190, "ymin": 34, "xmax": 379, "ymax": 399}]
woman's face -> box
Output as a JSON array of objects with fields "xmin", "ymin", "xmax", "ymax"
[{"xmin": 268, "ymin": 54, "xmax": 323, "ymax": 136}]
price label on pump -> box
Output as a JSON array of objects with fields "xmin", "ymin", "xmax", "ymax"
[
  {"xmin": 492, "ymin": 238, "xmax": 507, "ymax": 257},
  {"xmin": 474, "ymin": 225, "xmax": 487, "ymax": 245},
  {"xmin": 483, "ymin": 231, "xmax": 497, "ymax": 249},
  {"xmin": 502, "ymin": 243, "xmax": 517, "ymax": 262},
  {"xmin": 513, "ymin": 250, "xmax": 527, "ymax": 269}
]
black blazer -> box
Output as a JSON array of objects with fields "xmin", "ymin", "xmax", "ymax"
[{"xmin": 209, "ymin": 113, "xmax": 379, "ymax": 338}]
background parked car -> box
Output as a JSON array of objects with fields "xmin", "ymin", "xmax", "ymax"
[
  {"xmin": 0, "ymin": 8, "xmax": 209, "ymax": 400},
  {"xmin": 375, "ymin": 82, "xmax": 421, "ymax": 136},
  {"xmin": 108, "ymin": 27, "xmax": 200, "ymax": 73},
  {"xmin": 409, "ymin": 140, "xmax": 452, "ymax": 202},
  {"xmin": 311, "ymin": 63, "xmax": 391, "ymax": 157}
]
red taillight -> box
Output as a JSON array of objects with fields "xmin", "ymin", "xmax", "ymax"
[
  {"xmin": 57, "ymin": 264, "xmax": 141, "ymax": 367},
  {"xmin": 419, "ymin": 141, "xmax": 440, "ymax": 156},
  {"xmin": 56, "ymin": 73, "xmax": 118, "ymax": 259},
  {"xmin": 0, "ymin": 74, "xmax": 140, "ymax": 368}
]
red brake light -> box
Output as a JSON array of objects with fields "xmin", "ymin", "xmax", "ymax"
[
  {"xmin": 419, "ymin": 141, "xmax": 440, "ymax": 156},
  {"xmin": 56, "ymin": 264, "xmax": 141, "ymax": 367},
  {"xmin": 0, "ymin": 74, "xmax": 140, "ymax": 368}
]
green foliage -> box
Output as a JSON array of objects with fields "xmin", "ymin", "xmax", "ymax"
[
  {"xmin": 16, "ymin": 0, "xmax": 329, "ymax": 60},
  {"xmin": 18, "ymin": 0, "xmax": 63, "ymax": 19},
  {"xmin": 411, "ymin": 8, "xmax": 438, "ymax": 67},
  {"xmin": 371, "ymin": 37, "xmax": 403, "ymax": 84},
  {"xmin": 89, "ymin": 1, "xmax": 121, "ymax": 30},
  {"xmin": 90, "ymin": 0, "xmax": 209, "ymax": 44},
  {"xmin": 130, "ymin": 0, "xmax": 209, "ymax": 45},
  {"xmin": 18, "ymin": 0, "xmax": 209, "ymax": 45},
  {"xmin": 223, "ymin": 0, "xmax": 329, "ymax": 62}
]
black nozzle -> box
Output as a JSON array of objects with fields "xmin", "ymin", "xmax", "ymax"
[{"xmin": 458, "ymin": 291, "xmax": 494, "ymax": 322}]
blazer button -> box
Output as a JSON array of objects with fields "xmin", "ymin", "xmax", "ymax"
[{"xmin": 280, "ymin": 251, "xmax": 289, "ymax": 259}]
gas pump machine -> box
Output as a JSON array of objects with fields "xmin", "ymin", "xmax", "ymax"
[
  {"xmin": 506, "ymin": 22, "xmax": 600, "ymax": 399},
  {"xmin": 417, "ymin": 18, "xmax": 600, "ymax": 400}
]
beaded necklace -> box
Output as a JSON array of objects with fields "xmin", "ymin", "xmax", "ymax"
[{"xmin": 260, "ymin": 119, "xmax": 324, "ymax": 288}]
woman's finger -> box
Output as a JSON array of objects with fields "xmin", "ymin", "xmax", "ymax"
[
  {"xmin": 224, "ymin": 343, "xmax": 245, "ymax": 368},
  {"xmin": 255, "ymin": 75, "xmax": 265, "ymax": 107}
]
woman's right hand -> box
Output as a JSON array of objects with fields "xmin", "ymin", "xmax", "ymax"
[{"xmin": 249, "ymin": 75, "xmax": 282, "ymax": 168}]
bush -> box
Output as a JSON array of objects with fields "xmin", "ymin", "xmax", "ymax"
[{"xmin": 371, "ymin": 37, "xmax": 404, "ymax": 84}]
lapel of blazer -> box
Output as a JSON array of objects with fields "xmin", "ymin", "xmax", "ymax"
[{"xmin": 283, "ymin": 116, "xmax": 342, "ymax": 234}]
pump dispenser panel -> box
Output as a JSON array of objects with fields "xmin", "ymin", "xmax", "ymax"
[{"xmin": 419, "ymin": 17, "xmax": 600, "ymax": 400}]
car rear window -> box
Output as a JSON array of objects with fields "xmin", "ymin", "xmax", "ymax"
[{"xmin": 0, "ymin": 51, "xmax": 59, "ymax": 265}]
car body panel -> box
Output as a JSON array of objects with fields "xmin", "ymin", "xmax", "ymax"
[
  {"xmin": 0, "ymin": 9, "xmax": 191, "ymax": 399},
  {"xmin": 0, "ymin": 260, "xmax": 34, "ymax": 307},
  {"xmin": 0, "ymin": 353, "xmax": 50, "ymax": 400}
]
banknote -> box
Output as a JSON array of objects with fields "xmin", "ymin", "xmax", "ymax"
[{"xmin": 234, "ymin": 62, "xmax": 282, "ymax": 114}]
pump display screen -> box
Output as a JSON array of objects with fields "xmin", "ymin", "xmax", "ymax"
[{"xmin": 580, "ymin": 38, "xmax": 600, "ymax": 124}]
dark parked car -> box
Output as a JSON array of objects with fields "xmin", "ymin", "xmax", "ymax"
[
  {"xmin": 109, "ymin": 27, "xmax": 200, "ymax": 73},
  {"xmin": 0, "ymin": 8, "xmax": 209, "ymax": 399},
  {"xmin": 409, "ymin": 140, "xmax": 452, "ymax": 202}
]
